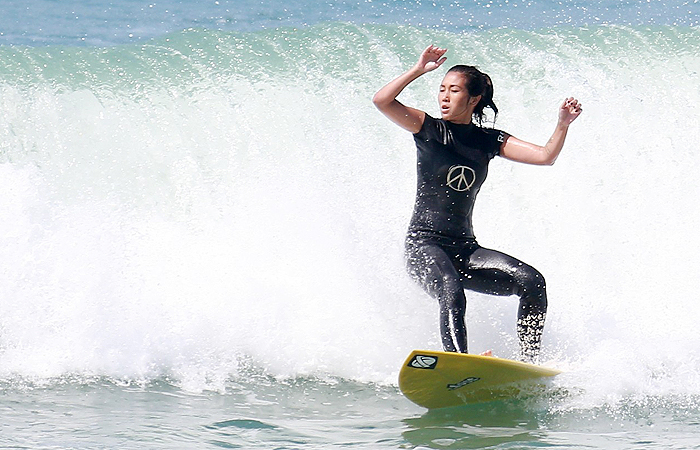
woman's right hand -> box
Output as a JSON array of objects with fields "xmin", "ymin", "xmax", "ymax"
[{"xmin": 415, "ymin": 45, "xmax": 448, "ymax": 73}]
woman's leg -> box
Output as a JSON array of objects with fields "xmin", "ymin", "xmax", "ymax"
[
  {"xmin": 461, "ymin": 247, "xmax": 548, "ymax": 362},
  {"xmin": 406, "ymin": 242, "xmax": 469, "ymax": 353}
]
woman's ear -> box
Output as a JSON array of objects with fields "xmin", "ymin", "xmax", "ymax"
[{"xmin": 469, "ymin": 95, "xmax": 482, "ymax": 106}]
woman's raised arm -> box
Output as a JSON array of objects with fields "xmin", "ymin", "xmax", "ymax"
[
  {"xmin": 372, "ymin": 45, "xmax": 447, "ymax": 133},
  {"xmin": 500, "ymin": 97, "xmax": 583, "ymax": 165}
]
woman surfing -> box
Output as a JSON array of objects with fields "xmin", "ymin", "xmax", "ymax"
[{"xmin": 373, "ymin": 45, "xmax": 582, "ymax": 362}]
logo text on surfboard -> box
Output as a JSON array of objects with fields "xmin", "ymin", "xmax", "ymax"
[{"xmin": 447, "ymin": 377, "xmax": 481, "ymax": 390}]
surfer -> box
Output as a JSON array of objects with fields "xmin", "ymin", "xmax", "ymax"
[{"xmin": 373, "ymin": 45, "xmax": 582, "ymax": 362}]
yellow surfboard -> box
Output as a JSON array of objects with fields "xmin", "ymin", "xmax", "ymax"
[{"xmin": 398, "ymin": 349, "xmax": 561, "ymax": 409}]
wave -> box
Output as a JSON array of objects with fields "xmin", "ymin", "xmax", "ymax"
[{"xmin": 1, "ymin": 23, "xmax": 699, "ymax": 407}]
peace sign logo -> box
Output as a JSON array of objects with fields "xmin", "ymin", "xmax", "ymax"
[{"xmin": 446, "ymin": 165, "xmax": 476, "ymax": 192}]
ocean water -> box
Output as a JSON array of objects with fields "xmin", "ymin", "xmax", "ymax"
[{"xmin": 2, "ymin": 0, "xmax": 700, "ymax": 448}]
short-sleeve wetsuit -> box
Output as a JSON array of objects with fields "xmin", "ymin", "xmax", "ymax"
[{"xmin": 405, "ymin": 114, "xmax": 547, "ymax": 361}]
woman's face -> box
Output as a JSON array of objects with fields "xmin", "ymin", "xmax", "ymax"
[{"xmin": 438, "ymin": 72, "xmax": 479, "ymax": 124}]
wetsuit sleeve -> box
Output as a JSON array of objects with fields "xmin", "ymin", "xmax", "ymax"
[
  {"xmin": 414, "ymin": 114, "xmax": 444, "ymax": 143},
  {"xmin": 484, "ymin": 128, "xmax": 507, "ymax": 159}
]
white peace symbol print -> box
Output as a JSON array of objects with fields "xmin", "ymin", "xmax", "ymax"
[{"xmin": 446, "ymin": 165, "xmax": 476, "ymax": 192}]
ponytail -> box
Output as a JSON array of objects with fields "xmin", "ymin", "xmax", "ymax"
[{"xmin": 447, "ymin": 65, "xmax": 499, "ymax": 126}]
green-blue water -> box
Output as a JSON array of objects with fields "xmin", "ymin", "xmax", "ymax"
[
  {"xmin": 2, "ymin": 1, "xmax": 700, "ymax": 448},
  {"xmin": 4, "ymin": 376, "xmax": 700, "ymax": 448}
]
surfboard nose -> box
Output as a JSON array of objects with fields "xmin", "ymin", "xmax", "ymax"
[{"xmin": 399, "ymin": 349, "xmax": 561, "ymax": 409}]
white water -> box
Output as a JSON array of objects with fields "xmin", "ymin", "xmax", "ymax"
[{"xmin": 1, "ymin": 25, "xmax": 699, "ymax": 410}]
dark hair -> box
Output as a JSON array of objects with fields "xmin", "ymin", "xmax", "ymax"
[{"xmin": 446, "ymin": 65, "xmax": 499, "ymax": 126}]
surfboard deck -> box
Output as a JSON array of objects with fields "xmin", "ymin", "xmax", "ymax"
[{"xmin": 398, "ymin": 349, "xmax": 561, "ymax": 409}]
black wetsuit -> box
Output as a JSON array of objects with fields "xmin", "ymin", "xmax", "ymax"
[{"xmin": 405, "ymin": 114, "xmax": 547, "ymax": 361}]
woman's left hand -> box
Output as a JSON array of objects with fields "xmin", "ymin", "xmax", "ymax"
[{"xmin": 559, "ymin": 97, "xmax": 582, "ymax": 126}]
